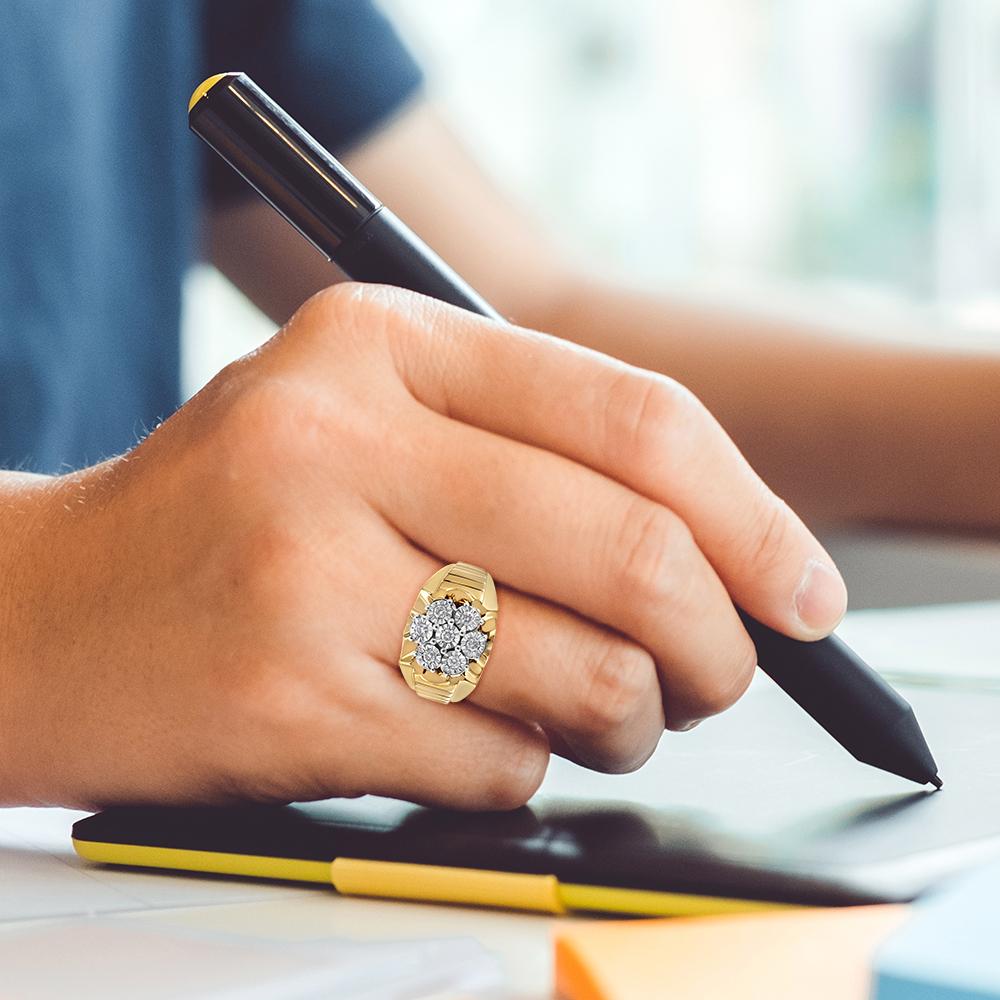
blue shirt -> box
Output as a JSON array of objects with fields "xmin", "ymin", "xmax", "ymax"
[{"xmin": 0, "ymin": 1, "xmax": 421, "ymax": 472}]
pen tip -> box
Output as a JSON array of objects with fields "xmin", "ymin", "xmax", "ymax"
[{"xmin": 930, "ymin": 774, "xmax": 943, "ymax": 790}]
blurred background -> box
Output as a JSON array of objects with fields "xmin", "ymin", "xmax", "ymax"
[
  {"xmin": 389, "ymin": 0, "xmax": 999, "ymax": 306},
  {"xmin": 184, "ymin": 0, "xmax": 1000, "ymax": 606}
]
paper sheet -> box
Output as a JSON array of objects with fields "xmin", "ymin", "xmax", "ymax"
[{"xmin": 0, "ymin": 918, "xmax": 501, "ymax": 1000}]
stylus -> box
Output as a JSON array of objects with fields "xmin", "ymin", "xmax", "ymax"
[{"xmin": 189, "ymin": 72, "xmax": 942, "ymax": 789}]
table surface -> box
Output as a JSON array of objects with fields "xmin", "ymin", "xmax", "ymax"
[{"xmin": 3, "ymin": 599, "xmax": 999, "ymax": 999}]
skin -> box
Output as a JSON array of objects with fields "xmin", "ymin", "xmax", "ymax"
[
  {"xmin": 0, "ymin": 285, "xmax": 845, "ymax": 809},
  {"xmin": 0, "ymin": 98, "xmax": 994, "ymax": 809}
]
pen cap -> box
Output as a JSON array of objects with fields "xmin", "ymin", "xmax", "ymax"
[
  {"xmin": 190, "ymin": 72, "xmax": 502, "ymax": 320},
  {"xmin": 188, "ymin": 72, "xmax": 380, "ymax": 258}
]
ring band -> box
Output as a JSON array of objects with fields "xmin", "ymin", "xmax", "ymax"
[{"xmin": 399, "ymin": 562, "xmax": 497, "ymax": 704}]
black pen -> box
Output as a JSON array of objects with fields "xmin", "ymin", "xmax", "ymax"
[{"xmin": 189, "ymin": 72, "xmax": 942, "ymax": 789}]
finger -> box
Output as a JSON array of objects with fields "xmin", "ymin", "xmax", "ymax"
[
  {"xmin": 304, "ymin": 651, "xmax": 551, "ymax": 811},
  {"xmin": 366, "ymin": 287, "xmax": 847, "ymax": 640},
  {"xmin": 351, "ymin": 533, "xmax": 665, "ymax": 766},
  {"xmin": 366, "ymin": 537, "xmax": 666, "ymax": 769},
  {"xmin": 472, "ymin": 589, "xmax": 665, "ymax": 772},
  {"xmin": 377, "ymin": 408, "xmax": 755, "ymax": 729}
]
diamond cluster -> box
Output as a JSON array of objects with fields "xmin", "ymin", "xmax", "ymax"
[{"xmin": 409, "ymin": 597, "xmax": 488, "ymax": 676}]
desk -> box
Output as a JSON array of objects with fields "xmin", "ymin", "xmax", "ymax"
[{"xmin": 2, "ymin": 599, "xmax": 998, "ymax": 999}]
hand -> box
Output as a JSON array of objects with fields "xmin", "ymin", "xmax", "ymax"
[{"xmin": 0, "ymin": 284, "xmax": 847, "ymax": 810}]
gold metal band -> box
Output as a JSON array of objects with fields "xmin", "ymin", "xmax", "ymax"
[
  {"xmin": 399, "ymin": 562, "xmax": 497, "ymax": 704},
  {"xmin": 439, "ymin": 562, "xmax": 490, "ymax": 595},
  {"xmin": 411, "ymin": 673, "xmax": 456, "ymax": 704}
]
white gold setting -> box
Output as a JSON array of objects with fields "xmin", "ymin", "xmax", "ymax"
[
  {"xmin": 399, "ymin": 563, "xmax": 497, "ymax": 705},
  {"xmin": 408, "ymin": 596, "xmax": 489, "ymax": 676}
]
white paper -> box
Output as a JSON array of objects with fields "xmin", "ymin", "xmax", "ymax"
[{"xmin": 0, "ymin": 919, "xmax": 502, "ymax": 999}]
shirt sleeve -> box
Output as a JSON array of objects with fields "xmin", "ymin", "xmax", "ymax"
[{"xmin": 199, "ymin": 0, "xmax": 424, "ymax": 205}]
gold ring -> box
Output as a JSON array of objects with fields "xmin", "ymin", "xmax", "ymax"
[{"xmin": 399, "ymin": 562, "xmax": 497, "ymax": 704}]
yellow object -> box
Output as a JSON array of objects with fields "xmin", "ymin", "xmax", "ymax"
[
  {"xmin": 554, "ymin": 904, "xmax": 910, "ymax": 1000},
  {"xmin": 72, "ymin": 837, "xmax": 794, "ymax": 917},
  {"xmin": 188, "ymin": 73, "xmax": 229, "ymax": 113},
  {"xmin": 331, "ymin": 858, "xmax": 565, "ymax": 913},
  {"xmin": 558, "ymin": 883, "xmax": 779, "ymax": 917},
  {"xmin": 71, "ymin": 838, "xmax": 331, "ymax": 884}
]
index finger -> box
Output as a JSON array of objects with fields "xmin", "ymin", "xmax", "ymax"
[{"xmin": 368, "ymin": 285, "xmax": 847, "ymax": 641}]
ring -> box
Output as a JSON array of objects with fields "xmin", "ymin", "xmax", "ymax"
[{"xmin": 398, "ymin": 562, "xmax": 497, "ymax": 704}]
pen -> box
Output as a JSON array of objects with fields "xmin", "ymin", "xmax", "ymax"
[{"xmin": 189, "ymin": 72, "xmax": 942, "ymax": 789}]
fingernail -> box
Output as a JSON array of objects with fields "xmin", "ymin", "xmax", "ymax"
[
  {"xmin": 679, "ymin": 719, "xmax": 703, "ymax": 732},
  {"xmin": 793, "ymin": 558, "xmax": 848, "ymax": 636}
]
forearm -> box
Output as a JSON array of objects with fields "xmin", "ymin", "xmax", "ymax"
[{"xmin": 524, "ymin": 276, "xmax": 1000, "ymax": 532}]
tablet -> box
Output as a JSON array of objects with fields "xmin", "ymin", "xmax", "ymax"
[{"xmin": 73, "ymin": 676, "xmax": 1000, "ymax": 916}]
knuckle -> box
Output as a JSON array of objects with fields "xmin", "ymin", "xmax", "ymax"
[
  {"xmin": 603, "ymin": 370, "xmax": 702, "ymax": 474},
  {"xmin": 481, "ymin": 734, "xmax": 549, "ymax": 810},
  {"xmin": 275, "ymin": 283, "xmax": 461, "ymax": 421},
  {"xmin": 299, "ymin": 280, "xmax": 392, "ymax": 330},
  {"xmin": 613, "ymin": 500, "xmax": 697, "ymax": 614},
  {"xmin": 731, "ymin": 492, "xmax": 794, "ymax": 579},
  {"xmin": 682, "ymin": 642, "xmax": 757, "ymax": 722},
  {"xmin": 577, "ymin": 637, "xmax": 655, "ymax": 737},
  {"xmin": 281, "ymin": 282, "xmax": 398, "ymax": 368},
  {"xmin": 300, "ymin": 281, "xmax": 435, "ymax": 351}
]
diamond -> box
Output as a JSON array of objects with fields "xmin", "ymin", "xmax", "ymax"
[
  {"xmin": 442, "ymin": 649, "xmax": 468, "ymax": 676},
  {"xmin": 434, "ymin": 622, "xmax": 461, "ymax": 649},
  {"xmin": 426, "ymin": 599, "xmax": 455, "ymax": 624},
  {"xmin": 460, "ymin": 630, "xmax": 487, "ymax": 660},
  {"xmin": 415, "ymin": 643, "xmax": 443, "ymax": 672},
  {"xmin": 453, "ymin": 604, "xmax": 483, "ymax": 633},
  {"xmin": 408, "ymin": 614, "xmax": 433, "ymax": 643}
]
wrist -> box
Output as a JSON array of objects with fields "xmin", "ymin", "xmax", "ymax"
[
  {"xmin": 0, "ymin": 471, "xmax": 71, "ymax": 803},
  {"xmin": 0, "ymin": 471, "xmax": 53, "ymax": 635}
]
